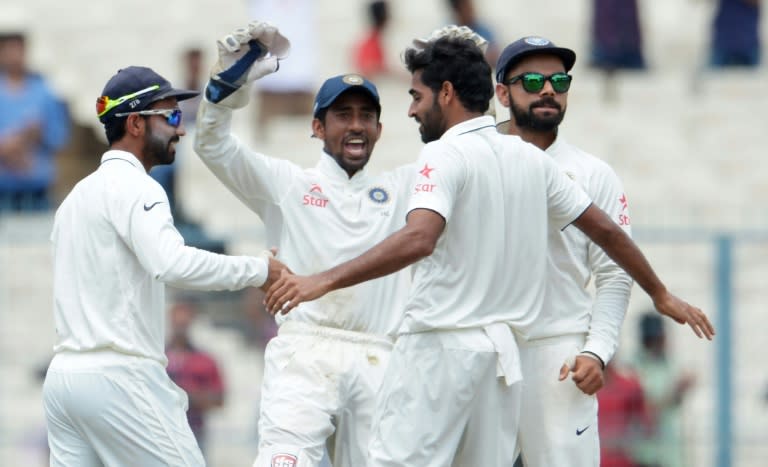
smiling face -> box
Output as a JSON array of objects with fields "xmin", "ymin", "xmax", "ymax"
[
  {"xmin": 141, "ymin": 97, "xmax": 185, "ymax": 167},
  {"xmin": 313, "ymin": 89, "xmax": 382, "ymax": 177},
  {"xmin": 496, "ymin": 54, "xmax": 568, "ymax": 132},
  {"xmin": 408, "ymin": 70, "xmax": 447, "ymax": 144}
]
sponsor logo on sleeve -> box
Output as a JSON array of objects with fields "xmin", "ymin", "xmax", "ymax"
[
  {"xmin": 618, "ymin": 193, "xmax": 630, "ymax": 226},
  {"xmin": 419, "ymin": 163, "xmax": 435, "ymax": 179}
]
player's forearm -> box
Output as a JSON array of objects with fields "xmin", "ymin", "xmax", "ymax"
[
  {"xmin": 575, "ymin": 205, "xmax": 666, "ymax": 301},
  {"xmin": 320, "ymin": 224, "xmax": 434, "ymax": 292},
  {"xmin": 584, "ymin": 278, "xmax": 631, "ymax": 363}
]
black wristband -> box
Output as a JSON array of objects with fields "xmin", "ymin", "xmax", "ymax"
[{"xmin": 580, "ymin": 351, "xmax": 605, "ymax": 369}]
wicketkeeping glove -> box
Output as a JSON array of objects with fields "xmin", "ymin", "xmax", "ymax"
[{"xmin": 205, "ymin": 21, "xmax": 291, "ymax": 108}]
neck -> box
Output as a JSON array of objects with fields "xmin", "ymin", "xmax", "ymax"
[
  {"xmin": 111, "ymin": 141, "xmax": 151, "ymax": 173},
  {"xmin": 503, "ymin": 118, "xmax": 557, "ymax": 151}
]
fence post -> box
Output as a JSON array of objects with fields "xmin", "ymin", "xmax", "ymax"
[{"xmin": 715, "ymin": 235, "xmax": 733, "ymax": 467}]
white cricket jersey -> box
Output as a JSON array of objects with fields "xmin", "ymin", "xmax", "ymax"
[
  {"xmin": 50, "ymin": 150, "xmax": 269, "ymax": 365},
  {"xmin": 195, "ymin": 100, "xmax": 414, "ymax": 336},
  {"xmin": 531, "ymin": 135, "xmax": 633, "ymax": 363},
  {"xmin": 399, "ymin": 116, "xmax": 591, "ymax": 334}
]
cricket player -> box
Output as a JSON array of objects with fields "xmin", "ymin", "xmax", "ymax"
[
  {"xmin": 195, "ymin": 22, "xmax": 416, "ymax": 467},
  {"xmin": 495, "ymin": 36, "xmax": 632, "ymax": 467},
  {"xmin": 265, "ymin": 35, "xmax": 714, "ymax": 466},
  {"xmin": 43, "ymin": 65, "xmax": 286, "ymax": 467}
]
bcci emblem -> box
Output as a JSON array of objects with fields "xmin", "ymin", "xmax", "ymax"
[
  {"xmin": 368, "ymin": 187, "xmax": 390, "ymax": 204},
  {"xmin": 342, "ymin": 74, "xmax": 364, "ymax": 85},
  {"xmin": 525, "ymin": 36, "xmax": 550, "ymax": 46}
]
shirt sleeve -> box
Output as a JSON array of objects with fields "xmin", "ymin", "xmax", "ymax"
[
  {"xmin": 406, "ymin": 142, "xmax": 465, "ymax": 222},
  {"xmin": 116, "ymin": 178, "xmax": 268, "ymax": 290},
  {"xmin": 194, "ymin": 98, "xmax": 302, "ymax": 213},
  {"xmin": 582, "ymin": 164, "xmax": 633, "ymax": 364},
  {"xmin": 540, "ymin": 149, "xmax": 592, "ymax": 229}
]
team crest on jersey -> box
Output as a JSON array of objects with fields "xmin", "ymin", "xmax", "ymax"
[
  {"xmin": 271, "ymin": 453, "xmax": 297, "ymax": 467},
  {"xmin": 368, "ymin": 187, "xmax": 390, "ymax": 204}
]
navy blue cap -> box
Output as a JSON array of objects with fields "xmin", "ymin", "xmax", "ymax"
[
  {"xmin": 639, "ymin": 312, "xmax": 665, "ymax": 340},
  {"xmin": 495, "ymin": 36, "xmax": 576, "ymax": 83},
  {"xmin": 98, "ymin": 66, "xmax": 199, "ymax": 123},
  {"xmin": 313, "ymin": 73, "xmax": 381, "ymax": 118}
]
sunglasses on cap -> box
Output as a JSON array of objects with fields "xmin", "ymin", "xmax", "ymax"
[
  {"xmin": 96, "ymin": 85, "xmax": 160, "ymax": 117},
  {"xmin": 114, "ymin": 108, "xmax": 183, "ymax": 128},
  {"xmin": 504, "ymin": 72, "xmax": 572, "ymax": 94}
]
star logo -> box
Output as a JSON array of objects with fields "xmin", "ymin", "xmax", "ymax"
[
  {"xmin": 619, "ymin": 193, "xmax": 628, "ymax": 211},
  {"xmin": 419, "ymin": 164, "xmax": 435, "ymax": 179},
  {"xmin": 310, "ymin": 184, "xmax": 323, "ymax": 193}
]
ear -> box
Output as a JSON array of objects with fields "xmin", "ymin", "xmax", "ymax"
[
  {"xmin": 125, "ymin": 113, "xmax": 145, "ymax": 137},
  {"xmin": 311, "ymin": 118, "xmax": 324, "ymax": 139},
  {"xmin": 373, "ymin": 121, "xmax": 383, "ymax": 143},
  {"xmin": 495, "ymin": 83, "xmax": 511, "ymax": 108},
  {"xmin": 440, "ymin": 81, "xmax": 455, "ymax": 105}
]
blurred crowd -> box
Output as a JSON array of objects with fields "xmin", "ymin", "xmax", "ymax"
[{"xmin": 3, "ymin": 1, "xmax": 762, "ymax": 466}]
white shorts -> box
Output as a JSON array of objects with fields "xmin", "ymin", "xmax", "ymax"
[
  {"xmin": 517, "ymin": 334, "xmax": 599, "ymax": 467},
  {"xmin": 367, "ymin": 330, "xmax": 521, "ymax": 467},
  {"xmin": 253, "ymin": 322, "xmax": 393, "ymax": 467},
  {"xmin": 43, "ymin": 350, "xmax": 204, "ymax": 467}
]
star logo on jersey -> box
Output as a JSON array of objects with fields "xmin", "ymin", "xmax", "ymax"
[
  {"xmin": 310, "ymin": 183, "xmax": 323, "ymax": 194},
  {"xmin": 271, "ymin": 453, "xmax": 297, "ymax": 467},
  {"xmin": 619, "ymin": 193, "xmax": 628, "ymax": 211},
  {"xmin": 419, "ymin": 164, "xmax": 435, "ymax": 179}
]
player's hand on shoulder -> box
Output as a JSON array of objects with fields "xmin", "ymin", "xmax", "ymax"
[{"xmin": 653, "ymin": 291, "xmax": 715, "ymax": 340}]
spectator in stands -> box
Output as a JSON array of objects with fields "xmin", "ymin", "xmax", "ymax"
[
  {"xmin": 248, "ymin": 0, "xmax": 317, "ymax": 138},
  {"xmin": 166, "ymin": 299, "xmax": 226, "ymax": 458},
  {"xmin": 352, "ymin": 1, "xmax": 391, "ymax": 78},
  {"xmin": 709, "ymin": 0, "xmax": 761, "ymax": 67},
  {"xmin": 597, "ymin": 359, "xmax": 655, "ymax": 467},
  {"xmin": 446, "ymin": 0, "xmax": 501, "ymax": 67},
  {"xmin": 0, "ymin": 31, "xmax": 70, "ymax": 212},
  {"xmin": 589, "ymin": 0, "xmax": 646, "ymax": 102},
  {"xmin": 150, "ymin": 47, "xmax": 203, "ymax": 222},
  {"xmin": 631, "ymin": 312, "xmax": 695, "ymax": 467}
]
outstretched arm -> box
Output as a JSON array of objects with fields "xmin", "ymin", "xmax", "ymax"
[
  {"xmin": 264, "ymin": 209, "xmax": 445, "ymax": 314},
  {"xmin": 572, "ymin": 205, "xmax": 715, "ymax": 340}
]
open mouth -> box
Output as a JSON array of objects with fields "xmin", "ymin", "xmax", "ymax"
[{"xmin": 344, "ymin": 137, "xmax": 366, "ymax": 157}]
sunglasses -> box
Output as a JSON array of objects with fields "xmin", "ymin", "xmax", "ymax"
[
  {"xmin": 114, "ymin": 108, "xmax": 183, "ymax": 128},
  {"xmin": 96, "ymin": 85, "xmax": 160, "ymax": 117},
  {"xmin": 504, "ymin": 72, "xmax": 572, "ymax": 94}
]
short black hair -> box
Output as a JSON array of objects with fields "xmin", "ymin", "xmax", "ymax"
[
  {"xmin": 404, "ymin": 36, "xmax": 493, "ymax": 113},
  {"xmin": 104, "ymin": 117, "xmax": 128, "ymax": 146}
]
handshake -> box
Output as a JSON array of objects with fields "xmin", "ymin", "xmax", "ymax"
[{"xmin": 206, "ymin": 21, "xmax": 291, "ymax": 108}]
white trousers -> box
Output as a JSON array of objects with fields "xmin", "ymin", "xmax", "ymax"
[
  {"xmin": 42, "ymin": 350, "xmax": 204, "ymax": 467},
  {"xmin": 253, "ymin": 322, "xmax": 392, "ymax": 467},
  {"xmin": 368, "ymin": 330, "xmax": 521, "ymax": 467},
  {"xmin": 517, "ymin": 334, "xmax": 599, "ymax": 467}
]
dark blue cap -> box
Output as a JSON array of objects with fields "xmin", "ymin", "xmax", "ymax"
[
  {"xmin": 496, "ymin": 36, "xmax": 576, "ymax": 83},
  {"xmin": 313, "ymin": 73, "xmax": 381, "ymax": 118},
  {"xmin": 98, "ymin": 66, "xmax": 199, "ymax": 123}
]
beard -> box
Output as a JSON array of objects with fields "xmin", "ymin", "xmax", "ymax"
[
  {"xmin": 510, "ymin": 96, "xmax": 566, "ymax": 132},
  {"xmin": 417, "ymin": 97, "xmax": 446, "ymax": 143},
  {"xmin": 143, "ymin": 124, "xmax": 177, "ymax": 167}
]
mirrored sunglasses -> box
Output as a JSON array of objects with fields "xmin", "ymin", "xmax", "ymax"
[
  {"xmin": 114, "ymin": 108, "xmax": 183, "ymax": 128},
  {"xmin": 505, "ymin": 72, "xmax": 572, "ymax": 94}
]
